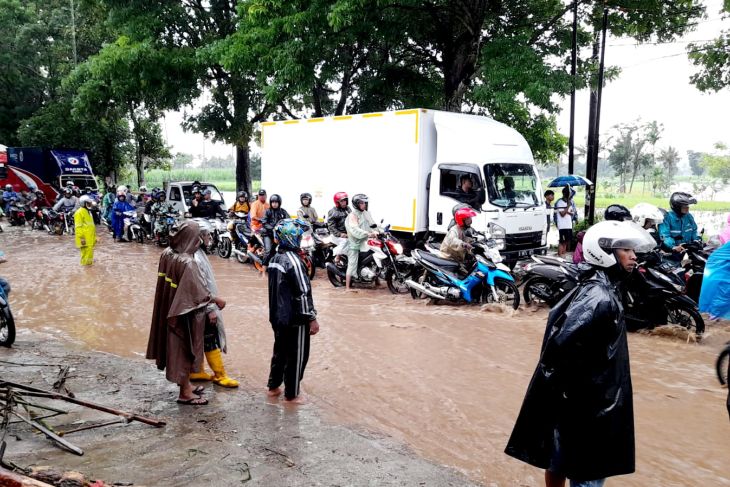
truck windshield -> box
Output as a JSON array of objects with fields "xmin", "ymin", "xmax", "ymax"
[
  {"xmin": 483, "ymin": 163, "xmax": 540, "ymax": 208},
  {"xmin": 182, "ymin": 184, "xmax": 224, "ymax": 205},
  {"xmin": 60, "ymin": 175, "xmax": 98, "ymax": 191}
]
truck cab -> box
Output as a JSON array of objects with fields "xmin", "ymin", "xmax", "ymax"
[{"xmin": 164, "ymin": 181, "xmax": 226, "ymax": 216}]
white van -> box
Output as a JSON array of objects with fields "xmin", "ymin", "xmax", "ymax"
[
  {"xmin": 164, "ymin": 181, "xmax": 227, "ymax": 216},
  {"xmin": 260, "ymin": 109, "xmax": 547, "ymax": 263}
]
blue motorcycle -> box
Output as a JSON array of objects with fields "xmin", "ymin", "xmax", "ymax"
[{"xmin": 406, "ymin": 236, "xmax": 520, "ymax": 309}]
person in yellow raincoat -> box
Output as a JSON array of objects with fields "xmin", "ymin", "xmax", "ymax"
[{"xmin": 74, "ymin": 195, "xmax": 97, "ymax": 265}]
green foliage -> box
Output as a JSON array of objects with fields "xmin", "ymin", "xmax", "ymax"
[
  {"xmin": 607, "ymin": 121, "xmax": 661, "ymax": 193},
  {"xmin": 701, "ymin": 143, "xmax": 730, "ymax": 182},
  {"xmin": 657, "ymin": 146, "xmax": 680, "ymax": 184}
]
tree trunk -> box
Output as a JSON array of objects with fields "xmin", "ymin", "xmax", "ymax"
[
  {"xmin": 235, "ymin": 143, "xmax": 251, "ymax": 196},
  {"xmin": 629, "ymin": 165, "xmax": 639, "ymax": 193}
]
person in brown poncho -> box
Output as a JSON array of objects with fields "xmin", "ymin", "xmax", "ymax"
[{"xmin": 146, "ymin": 220, "xmax": 221, "ymax": 405}]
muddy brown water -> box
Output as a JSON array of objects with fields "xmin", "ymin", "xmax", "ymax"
[{"xmin": 1, "ymin": 226, "xmax": 729, "ymax": 486}]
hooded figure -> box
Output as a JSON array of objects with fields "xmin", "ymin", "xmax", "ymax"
[
  {"xmin": 344, "ymin": 193, "xmax": 377, "ymax": 288},
  {"xmin": 189, "ymin": 226, "xmax": 239, "ymax": 388},
  {"xmin": 719, "ymin": 213, "xmax": 730, "ymax": 245},
  {"xmin": 699, "ymin": 240, "xmax": 730, "ymax": 320},
  {"xmin": 74, "ymin": 196, "xmax": 97, "ymax": 265},
  {"xmin": 111, "ymin": 193, "xmax": 134, "ymax": 240},
  {"xmin": 146, "ymin": 221, "xmax": 212, "ymax": 404}
]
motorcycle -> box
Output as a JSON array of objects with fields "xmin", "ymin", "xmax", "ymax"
[
  {"xmin": 154, "ymin": 211, "xmax": 179, "ymax": 247},
  {"xmin": 523, "ymin": 251, "xmax": 705, "ymax": 338},
  {"xmin": 246, "ymin": 228, "xmax": 315, "ymax": 277},
  {"xmin": 7, "ymin": 203, "xmax": 27, "ymax": 226},
  {"xmin": 0, "ymin": 279, "xmax": 15, "ymax": 347},
  {"xmin": 681, "ymin": 241, "xmax": 708, "ymax": 304},
  {"xmin": 302, "ymin": 224, "xmax": 336, "ymax": 269},
  {"xmin": 406, "ymin": 235, "xmax": 520, "ymax": 309},
  {"xmin": 123, "ymin": 210, "xmax": 145, "ymax": 243},
  {"xmin": 226, "ymin": 212, "xmax": 252, "ymax": 263}
]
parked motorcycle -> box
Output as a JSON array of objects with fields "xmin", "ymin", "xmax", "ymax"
[
  {"xmin": 0, "ymin": 279, "xmax": 15, "ymax": 347},
  {"xmin": 521, "ymin": 255, "xmax": 593, "ymax": 306},
  {"xmin": 406, "ymin": 235, "xmax": 520, "ymax": 309},
  {"xmin": 302, "ymin": 225, "xmax": 336, "ymax": 269},
  {"xmin": 123, "ymin": 210, "xmax": 145, "ymax": 243}
]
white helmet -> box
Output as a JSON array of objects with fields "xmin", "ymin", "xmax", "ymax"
[
  {"xmin": 631, "ymin": 203, "xmax": 664, "ymax": 228},
  {"xmin": 79, "ymin": 195, "xmax": 95, "ymax": 207},
  {"xmin": 139, "ymin": 186, "xmax": 147, "ymax": 192},
  {"xmin": 583, "ymin": 221, "xmax": 657, "ymax": 268}
]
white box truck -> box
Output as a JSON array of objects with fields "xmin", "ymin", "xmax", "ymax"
[{"xmin": 260, "ymin": 108, "xmax": 548, "ymax": 263}]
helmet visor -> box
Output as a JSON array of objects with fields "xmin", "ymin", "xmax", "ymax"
[{"xmin": 600, "ymin": 222, "xmax": 657, "ymax": 254}]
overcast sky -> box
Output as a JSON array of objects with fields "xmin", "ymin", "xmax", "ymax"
[{"xmin": 162, "ymin": 0, "xmax": 730, "ymax": 163}]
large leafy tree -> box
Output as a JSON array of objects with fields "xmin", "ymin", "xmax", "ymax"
[
  {"xmin": 689, "ymin": 1, "xmax": 730, "ymax": 91},
  {"xmin": 701, "ymin": 142, "xmax": 730, "ymax": 182},
  {"xmin": 233, "ymin": 0, "xmax": 703, "ymax": 164},
  {"xmin": 607, "ymin": 121, "xmax": 658, "ymax": 193}
]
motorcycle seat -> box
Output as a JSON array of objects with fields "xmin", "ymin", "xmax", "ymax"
[{"xmin": 415, "ymin": 250, "xmax": 461, "ymax": 272}]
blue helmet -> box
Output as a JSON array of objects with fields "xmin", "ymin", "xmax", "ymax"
[{"xmin": 274, "ymin": 218, "xmax": 309, "ymax": 250}]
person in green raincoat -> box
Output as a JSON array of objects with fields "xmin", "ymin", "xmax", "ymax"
[
  {"xmin": 74, "ymin": 195, "xmax": 97, "ymax": 265},
  {"xmin": 344, "ymin": 193, "xmax": 378, "ymax": 291}
]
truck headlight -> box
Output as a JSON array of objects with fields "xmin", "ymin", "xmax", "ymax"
[
  {"xmin": 488, "ymin": 223, "xmax": 506, "ymax": 250},
  {"xmin": 541, "ymin": 231, "xmax": 547, "ymax": 246}
]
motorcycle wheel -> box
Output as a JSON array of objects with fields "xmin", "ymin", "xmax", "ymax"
[
  {"xmin": 386, "ymin": 268, "xmax": 411, "ymax": 295},
  {"xmin": 326, "ymin": 261, "xmax": 345, "ymax": 287},
  {"xmin": 409, "ymin": 271, "xmax": 432, "ymax": 300},
  {"xmin": 665, "ymin": 300, "xmax": 705, "ymax": 338},
  {"xmin": 486, "ymin": 278, "xmax": 520, "ymax": 310},
  {"xmin": 717, "ymin": 344, "xmax": 729, "ymax": 386},
  {"xmin": 522, "ymin": 277, "xmax": 554, "ymax": 306},
  {"xmin": 0, "ymin": 307, "xmax": 16, "ymax": 348},
  {"xmin": 136, "ymin": 230, "xmax": 144, "ymax": 244},
  {"xmin": 53, "ymin": 222, "xmax": 64, "ymax": 235},
  {"xmin": 235, "ymin": 245, "xmax": 248, "ymax": 264},
  {"xmin": 218, "ymin": 238, "xmax": 232, "ymax": 258}
]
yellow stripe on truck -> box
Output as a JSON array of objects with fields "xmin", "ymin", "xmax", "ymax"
[
  {"xmin": 395, "ymin": 109, "xmax": 419, "ymax": 143},
  {"xmin": 391, "ymin": 198, "xmax": 417, "ymax": 233},
  {"xmin": 362, "ymin": 113, "xmax": 383, "ymax": 118},
  {"xmin": 334, "ymin": 115, "xmax": 352, "ymax": 121}
]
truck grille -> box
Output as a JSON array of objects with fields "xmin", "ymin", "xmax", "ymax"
[{"xmin": 505, "ymin": 231, "xmax": 542, "ymax": 251}]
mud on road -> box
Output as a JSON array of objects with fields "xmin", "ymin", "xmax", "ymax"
[{"xmin": 1, "ymin": 225, "xmax": 730, "ymax": 485}]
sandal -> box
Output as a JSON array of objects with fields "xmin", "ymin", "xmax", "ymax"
[
  {"xmin": 193, "ymin": 385, "xmax": 205, "ymax": 395},
  {"xmin": 176, "ymin": 395, "xmax": 208, "ymax": 405}
]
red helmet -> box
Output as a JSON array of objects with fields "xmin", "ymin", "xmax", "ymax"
[
  {"xmin": 333, "ymin": 191, "xmax": 348, "ymax": 205},
  {"xmin": 454, "ymin": 207, "xmax": 477, "ymax": 227}
]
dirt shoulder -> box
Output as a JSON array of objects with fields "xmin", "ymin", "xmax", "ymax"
[{"xmin": 1, "ymin": 332, "xmax": 478, "ymax": 486}]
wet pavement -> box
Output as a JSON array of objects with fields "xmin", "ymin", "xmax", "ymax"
[{"xmin": 1, "ymin": 225, "xmax": 729, "ymax": 485}]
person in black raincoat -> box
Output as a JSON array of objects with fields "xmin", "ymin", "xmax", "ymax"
[
  {"xmin": 266, "ymin": 218, "xmax": 320, "ymax": 403},
  {"xmin": 505, "ymin": 220, "xmax": 657, "ymax": 487}
]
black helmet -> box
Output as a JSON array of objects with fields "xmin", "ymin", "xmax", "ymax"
[
  {"xmin": 352, "ymin": 193, "xmax": 369, "ymax": 209},
  {"xmin": 237, "ymin": 191, "xmax": 248, "ymax": 199},
  {"xmin": 63, "ymin": 188, "xmax": 72, "ymax": 196},
  {"xmin": 604, "ymin": 204, "xmax": 632, "ymax": 222},
  {"xmin": 270, "ymin": 194, "xmax": 282, "ymax": 205},
  {"xmin": 300, "ymin": 192, "xmax": 312, "ymax": 203},
  {"xmin": 192, "ymin": 186, "xmax": 201, "ymax": 194},
  {"xmin": 669, "ymin": 192, "xmax": 697, "ymax": 214}
]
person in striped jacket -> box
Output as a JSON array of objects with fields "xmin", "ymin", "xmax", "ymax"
[{"xmin": 266, "ymin": 218, "xmax": 320, "ymax": 404}]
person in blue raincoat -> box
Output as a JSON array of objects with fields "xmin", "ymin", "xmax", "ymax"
[
  {"xmin": 111, "ymin": 190, "xmax": 134, "ymax": 241},
  {"xmin": 658, "ymin": 192, "xmax": 700, "ymax": 262},
  {"xmin": 699, "ymin": 241, "xmax": 730, "ymax": 320}
]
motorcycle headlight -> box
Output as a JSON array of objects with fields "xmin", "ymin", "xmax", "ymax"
[{"xmin": 392, "ymin": 243, "xmax": 404, "ymax": 255}]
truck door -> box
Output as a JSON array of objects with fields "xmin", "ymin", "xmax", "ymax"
[
  {"xmin": 168, "ymin": 185, "xmax": 184, "ymax": 215},
  {"xmin": 428, "ymin": 163, "xmax": 484, "ymax": 236}
]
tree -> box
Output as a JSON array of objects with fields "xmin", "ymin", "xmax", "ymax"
[
  {"xmin": 607, "ymin": 121, "xmax": 657, "ymax": 193},
  {"xmin": 688, "ymin": 0, "xmax": 730, "ymax": 92},
  {"xmin": 687, "ymin": 150, "xmax": 706, "ymax": 176},
  {"xmin": 172, "ymin": 152, "xmax": 194, "ymax": 170},
  {"xmin": 233, "ymin": 0, "xmax": 702, "ymax": 165},
  {"xmin": 701, "ymin": 142, "xmax": 730, "ymax": 182},
  {"xmin": 657, "ymin": 146, "xmax": 680, "ymax": 184}
]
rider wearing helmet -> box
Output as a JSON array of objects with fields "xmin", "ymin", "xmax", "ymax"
[
  {"xmin": 631, "ymin": 203, "xmax": 665, "ymax": 247},
  {"xmin": 506, "ymin": 220, "xmax": 655, "ymax": 487},
  {"xmin": 229, "ymin": 191, "xmax": 250, "ymax": 215},
  {"xmin": 250, "ymin": 189, "xmax": 269, "ymax": 233},
  {"xmin": 31, "ymin": 190, "xmax": 51, "ymax": 211},
  {"xmin": 196, "ymin": 188, "xmax": 226, "ymax": 219},
  {"xmin": 658, "ymin": 192, "xmax": 700, "ymax": 258},
  {"xmin": 344, "ymin": 193, "xmax": 379, "ymax": 290},
  {"xmin": 297, "ymin": 192, "xmax": 320, "ymax": 225},
  {"xmin": 111, "ymin": 189, "xmax": 135, "ymax": 240},
  {"xmin": 53, "ymin": 187, "xmax": 79, "ymax": 213},
  {"xmin": 440, "ymin": 207, "xmax": 478, "ymax": 263},
  {"xmin": 604, "ymin": 204, "xmax": 632, "ymax": 222},
  {"xmin": 267, "ymin": 218, "xmax": 319, "ymax": 403},
  {"xmin": 327, "ymin": 192, "xmax": 350, "ymax": 238},
  {"xmin": 189, "ymin": 186, "xmax": 204, "ymax": 217},
  {"xmin": 74, "ymin": 195, "xmax": 97, "ymax": 265},
  {"xmin": 151, "ymin": 191, "xmax": 175, "ymax": 238},
  {"xmin": 447, "ymin": 202, "xmax": 473, "ymax": 231},
  {"xmin": 261, "ymin": 194, "xmax": 290, "ymax": 267},
  {"xmin": 2, "ymin": 184, "xmax": 18, "ymax": 213}
]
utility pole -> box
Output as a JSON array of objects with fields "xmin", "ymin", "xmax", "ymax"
[
  {"xmin": 568, "ymin": 0, "xmax": 578, "ymax": 175},
  {"xmin": 70, "ymin": 0, "xmax": 78, "ymax": 65},
  {"xmin": 584, "ymin": 9, "xmax": 608, "ymax": 225}
]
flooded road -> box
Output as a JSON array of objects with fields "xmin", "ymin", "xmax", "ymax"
[{"xmin": 2, "ymin": 226, "xmax": 729, "ymax": 486}]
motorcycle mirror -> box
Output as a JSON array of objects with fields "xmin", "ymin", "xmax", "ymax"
[{"xmin": 370, "ymin": 224, "xmax": 377, "ymax": 229}]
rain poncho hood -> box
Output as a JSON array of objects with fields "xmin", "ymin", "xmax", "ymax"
[
  {"xmin": 146, "ymin": 221, "xmax": 212, "ymax": 384},
  {"xmin": 505, "ymin": 269, "xmax": 635, "ymax": 481},
  {"xmin": 699, "ymin": 241, "xmax": 730, "ymax": 319},
  {"xmin": 719, "ymin": 213, "xmax": 730, "ymax": 244},
  {"xmin": 111, "ymin": 198, "xmax": 134, "ymax": 238}
]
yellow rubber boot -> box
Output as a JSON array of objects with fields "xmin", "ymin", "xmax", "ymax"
[
  {"xmin": 206, "ymin": 349, "xmax": 239, "ymax": 388},
  {"xmin": 190, "ymin": 363, "xmax": 214, "ymax": 382}
]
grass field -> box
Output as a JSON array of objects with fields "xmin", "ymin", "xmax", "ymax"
[
  {"xmin": 143, "ymin": 168, "xmax": 260, "ymax": 192},
  {"xmin": 572, "ymin": 190, "xmax": 730, "ymax": 212}
]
